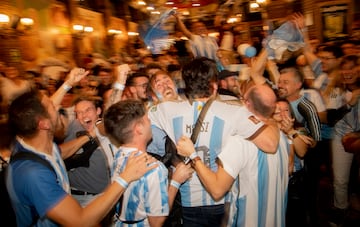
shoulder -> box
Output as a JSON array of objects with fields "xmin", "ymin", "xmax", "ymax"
[
  {"xmin": 148, "ymin": 100, "xmax": 188, "ymax": 113},
  {"xmin": 215, "ymin": 99, "xmax": 243, "ymax": 106}
]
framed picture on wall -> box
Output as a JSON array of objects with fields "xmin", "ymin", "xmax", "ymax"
[{"xmin": 317, "ymin": 1, "xmax": 353, "ymax": 43}]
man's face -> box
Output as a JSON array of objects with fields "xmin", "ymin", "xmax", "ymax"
[
  {"xmin": 130, "ymin": 77, "xmax": 150, "ymax": 101},
  {"xmin": 317, "ymin": 50, "xmax": 340, "ymax": 73},
  {"xmin": 222, "ymin": 76, "xmax": 240, "ymax": 95},
  {"xmin": 278, "ymin": 72, "xmax": 301, "ymax": 100},
  {"xmin": 151, "ymin": 73, "xmax": 178, "ymax": 101},
  {"xmin": 74, "ymin": 100, "xmax": 100, "ymax": 131},
  {"xmin": 192, "ymin": 22, "xmax": 207, "ymax": 36},
  {"xmin": 341, "ymin": 63, "xmax": 359, "ymax": 85}
]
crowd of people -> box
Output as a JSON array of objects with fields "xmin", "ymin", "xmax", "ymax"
[{"xmin": 0, "ymin": 12, "xmax": 360, "ymax": 227}]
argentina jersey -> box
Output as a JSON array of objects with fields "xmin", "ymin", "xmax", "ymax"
[
  {"xmin": 112, "ymin": 147, "xmax": 169, "ymax": 227},
  {"xmin": 219, "ymin": 132, "xmax": 289, "ymax": 227},
  {"xmin": 148, "ymin": 99, "xmax": 264, "ymax": 207}
]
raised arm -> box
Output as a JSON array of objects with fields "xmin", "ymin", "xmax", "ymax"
[
  {"xmin": 173, "ymin": 12, "xmax": 192, "ymax": 40},
  {"xmin": 50, "ymin": 68, "xmax": 89, "ymax": 106},
  {"xmin": 292, "ymin": 13, "xmax": 319, "ymax": 68},
  {"xmin": 103, "ymin": 64, "xmax": 130, "ymax": 111}
]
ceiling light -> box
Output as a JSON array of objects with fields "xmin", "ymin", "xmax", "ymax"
[
  {"xmin": 84, "ymin": 26, "xmax": 93, "ymax": 32},
  {"xmin": 0, "ymin": 14, "xmax": 10, "ymax": 23},
  {"xmin": 20, "ymin": 18, "xmax": 33, "ymax": 26}
]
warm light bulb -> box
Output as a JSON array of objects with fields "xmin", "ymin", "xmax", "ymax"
[
  {"xmin": 0, "ymin": 14, "xmax": 10, "ymax": 23},
  {"xmin": 73, "ymin": 24, "xmax": 84, "ymax": 31},
  {"xmin": 84, "ymin": 26, "xmax": 93, "ymax": 32},
  {"xmin": 20, "ymin": 18, "xmax": 34, "ymax": 26}
]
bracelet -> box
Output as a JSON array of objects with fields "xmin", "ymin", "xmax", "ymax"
[
  {"xmin": 170, "ymin": 180, "xmax": 180, "ymax": 189},
  {"xmin": 113, "ymin": 82, "xmax": 125, "ymax": 91},
  {"xmin": 63, "ymin": 83, "xmax": 72, "ymax": 92},
  {"xmin": 189, "ymin": 151, "xmax": 199, "ymax": 161},
  {"xmin": 114, "ymin": 176, "xmax": 129, "ymax": 189}
]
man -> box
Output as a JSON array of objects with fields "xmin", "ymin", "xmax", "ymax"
[
  {"xmin": 176, "ymin": 84, "xmax": 289, "ymax": 227},
  {"xmin": 6, "ymin": 90, "xmax": 156, "ymax": 226},
  {"xmin": 217, "ymin": 69, "xmax": 241, "ymax": 100},
  {"xmin": 148, "ymin": 57, "xmax": 279, "ymax": 226},
  {"xmin": 123, "ymin": 72, "xmax": 150, "ymax": 102},
  {"xmin": 277, "ymin": 67, "xmax": 322, "ymax": 226},
  {"xmin": 149, "ymin": 70, "xmax": 181, "ymax": 103},
  {"xmin": 104, "ymin": 100, "xmax": 193, "ymax": 226},
  {"xmin": 62, "ymin": 96, "xmax": 113, "ymax": 207},
  {"xmin": 173, "ymin": 12, "xmax": 223, "ymax": 70}
]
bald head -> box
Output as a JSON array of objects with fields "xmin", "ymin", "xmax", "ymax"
[{"xmin": 244, "ymin": 84, "xmax": 276, "ymax": 119}]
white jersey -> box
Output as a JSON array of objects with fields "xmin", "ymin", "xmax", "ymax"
[
  {"xmin": 148, "ymin": 99, "xmax": 264, "ymax": 207},
  {"xmin": 219, "ymin": 132, "xmax": 289, "ymax": 227},
  {"xmin": 112, "ymin": 147, "xmax": 169, "ymax": 227}
]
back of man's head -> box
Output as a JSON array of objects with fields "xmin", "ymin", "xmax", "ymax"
[
  {"xmin": 244, "ymin": 84, "xmax": 276, "ymax": 119},
  {"xmin": 8, "ymin": 90, "xmax": 47, "ymax": 138},
  {"xmin": 182, "ymin": 57, "xmax": 218, "ymax": 99},
  {"xmin": 104, "ymin": 100, "xmax": 146, "ymax": 146}
]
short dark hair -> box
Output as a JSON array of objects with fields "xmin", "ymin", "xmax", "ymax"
[
  {"xmin": 8, "ymin": 90, "xmax": 49, "ymax": 138},
  {"xmin": 72, "ymin": 95, "xmax": 103, "ymax": 109},
  {"xmin": 126, "ymin": 72, "xmax": 149, "ymax": 86},
  {"xmin": 104, "ymin": 100, "xmax": 146, "ymax": 145},
  {"xmin": 280, "ymin": 67, "xmax": 304, "ymax": 84},
  {"xmin": 321, "ymin": 45, "xmax": 344, "ymax": 59},
  {"xmin": 182, "ymin": 57, "xmax": 218, "ymax": 99}
]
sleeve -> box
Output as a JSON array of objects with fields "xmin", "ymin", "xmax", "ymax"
[
  {"xmin": 234, "ymin": 106, "xmax": 265, "ymax": 139},
  {"xmin": 144, "ymin": 165, "xmax": 169, "ymax": 216},
  {"xmin": 147, "ymin": 125, "xmax": 166, "ymax": 158},
  {"xmin": 310, "ymin": 58, "xmax": 323, "ymax": 78},
  {"xmin": 218, "ymin": 136, "xmax": 246, "ymax": 179},
  {"xmin": 298, "ymin": 99, "xmax": 322, "ymax": 141},
  {"xmin": 14, "ymin": 163, "xmax": 67, "ymax": 218}
]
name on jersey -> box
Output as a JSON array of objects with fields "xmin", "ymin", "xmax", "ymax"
[{"xmin": 186, "ymin": 122, "xmax": 210, "ymax": 134}]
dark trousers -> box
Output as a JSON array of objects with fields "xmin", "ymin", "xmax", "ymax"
[
  {"xmin": 182, "ymin": 204, "xmax": 225, "ymax": 227},
  {"xmin": 304, "ymin": 145, "xmax": 322, "ymax": 227}
]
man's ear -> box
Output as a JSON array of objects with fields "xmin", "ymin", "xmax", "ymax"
[
  {"xmin": 38, "ymin": 118, "xmax": 50, "ymax": 130},
  {"xmin": 96, "ymin": 107, "xmax": 102, "ymax": 116},
  {"xmin": 210, "ymin": 81, "xmax": 218, "ymax": 96}
]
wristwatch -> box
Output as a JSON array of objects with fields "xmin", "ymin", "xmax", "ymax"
[
  {"xmin": 288, "ymin": 131, "xmax": 299, "ymax": 140},
  {"xmin": 76, "ymin": 130, "xmax": 96, "ymax": 144}
]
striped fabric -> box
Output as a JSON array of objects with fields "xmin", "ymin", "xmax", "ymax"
[
  {"xmin": 219, "ymin": 133, "xmax": 289, "ymax": 227},
  {"xmin": 112, "ymin": 147, "xmax": 169, "ymax": 227},
  {"xmin": 148, "ymin": 99, "xmax": 264, "ymax": 207}
]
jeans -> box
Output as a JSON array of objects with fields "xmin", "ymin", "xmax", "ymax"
[
  {"xmin": 332, "ymin": 134, "xmax": 354, "ymax": 209},
  {"xmin": 182, "ymin": 204, "xmax": 225, "ymax": 227}
]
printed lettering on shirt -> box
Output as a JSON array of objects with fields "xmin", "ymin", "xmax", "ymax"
[{"xmin": 185, "ymin": 122, "xmax": 210, "ymax": 134}]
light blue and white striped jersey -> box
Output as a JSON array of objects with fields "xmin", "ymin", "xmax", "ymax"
[
  {"xmin": 112, "ymin": 147, "xmax": 169, "ymax": 227},
  {"xmin": 219, "ymin": 132, "xmax": 289, "ymax": 227},
  {"xmin": 190, "ymin": 34, "xmax": 224, "ymax": 70},
  {"xmin": 148, "ymin": 99, "xmax": 264, "ymax": 207}
]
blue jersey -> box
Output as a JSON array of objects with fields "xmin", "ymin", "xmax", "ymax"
[
  {"xmin": 219, "ymin": 133, "xmax": 289, "ymax": 227},
  {"xmin": 6, "ymin": 139, "xmax": 70, "ymax": 227},
  {"xmin": 148, "ymin": 99, "xmax": 264, "ymax": 207},
  {"xmin": 112, "ymin": 147, "xmax": 169, "ymax": 227}
]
